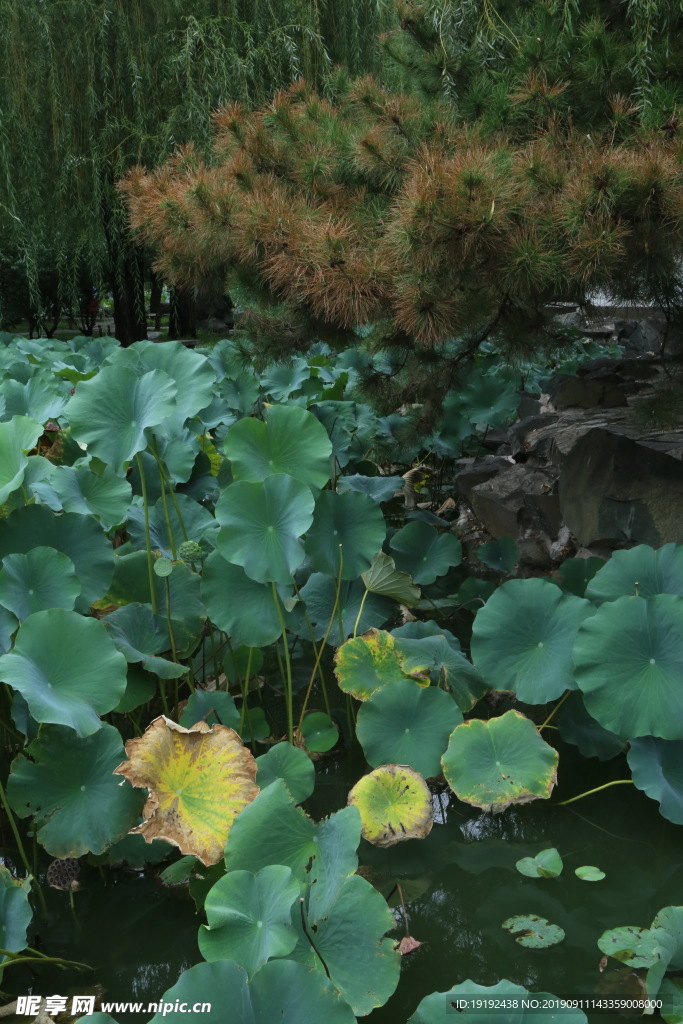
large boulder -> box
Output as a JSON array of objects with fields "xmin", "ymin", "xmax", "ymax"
[
  {"xmin": 468, "ymin": 463, "xmax": 561, "ymax": 541},
  {"xmin": 559, "ymin": 427, "xmax": 683, "ymax": 547}
]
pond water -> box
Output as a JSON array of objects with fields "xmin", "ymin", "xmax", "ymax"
[{"xmin": 7, "ymin": 734, "xmax": 681, "ymax": 1024}]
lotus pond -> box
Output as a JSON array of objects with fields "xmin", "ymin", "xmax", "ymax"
[{"xmin": 0, "ymin": 331, "xmax": 681, "ymax": 1024}]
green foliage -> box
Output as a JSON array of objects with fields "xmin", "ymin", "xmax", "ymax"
[{"xmin": 0, "ymin": 330, "xmax": 681, "ymax": 1015}]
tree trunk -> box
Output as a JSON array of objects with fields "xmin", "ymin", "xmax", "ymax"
[
  {"xmin": 111, "ymin": 245, "xmax": 148, "ymax": 347},
  {"xmin": 149, "ymin": 269, "xmax": 163, "ymax": 330},
  {"xmin": 168, "ymin": 285, "xmax": 197, "ymax": 340}
]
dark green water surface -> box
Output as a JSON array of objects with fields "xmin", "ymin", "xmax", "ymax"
[{"xmin": 6, "ymin": 737, "xmax": 682, "ymax": 1024}]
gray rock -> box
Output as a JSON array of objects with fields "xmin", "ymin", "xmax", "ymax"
[
  {"xmin": 469, "ymin": 463, "xmax": 560, "ymax": 540},
  {"xmin": 548, "ymin": 374, "xmax": 628, "ymax": 410},
  {"xmin": 455, "ymin": 456, "xmax": 515, "ymax": 505},
  {"xmin": 559, "ymin": 427, "xmax": 683, "ymax": 547}
]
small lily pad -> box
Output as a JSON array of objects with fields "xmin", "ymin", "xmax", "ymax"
[
  {"xmin": 515, "ymin": 848, "xmax": 563, "ymax": 878},
  {"xmin": 300, "ymin": 711, "xmax": 339, "ymax": 753},
  {"xmin": 502, "ymin": 914, "xmax": 565, "ymax": 948},
  {"xmin": 575, "ymin": 865, "xmax": 605, "ymax": 881}
]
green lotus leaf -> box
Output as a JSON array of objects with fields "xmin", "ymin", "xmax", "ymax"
[
  {"xmin": 216, "ymin": 475, "xmax": 314, "ymax": 584},
  {"xmin": 0, "ymin": 375, "xmax": 67, "ymax": 423},
  {"xmin": 389, "ymin": 521, "xmax": 462, "ymax": 584},
  {"xmin": 598, "ymin": 925, "xmax": 664, "ymax": 967},
  {"xmin": 586, "ymin": 543, "xmax": 683, "ymax": 604},
  {"xmin": 652, "ymin": 907, "xmax": 683, "ymax": 968},
  {"xmin": 114, "ymin": 665, "xmax": 157, "ymax": 714},
  {"xmin": 150, "ymin": 422, "xmax": 201, "ymax": 484},
  {"xmin": 515, "ymin": 848, "xmax": 563, "ymax": 878},
  {"xmin": 6, "ymin": 723, "xmax": 143, "ymax": 857},
  {"xmin": 457, "ymin": 576, "xmax": 497, "ymax": 608},
  {"xmin": 336, "ymin": 474, "xmax": 403, "ymax": 502},
  {"xmin": 0, "ymin": 505, "xmax": 114, "ymax": 613},
  {"xmin": 395, "ymin": 633, "xmax": 489, "ymax": 712},
  {"xmin": 47, "ymin": 464, "xmax": 132, "ymax": 531},
  {"xmin": 67, "ymin": 365, "xmax": 177, "ymax": 472},
  {"xmin": 574, "ymin": 594, "xmax": 683, "ymax": 739},
  {"xmin": 127, "ymin": 492, "xmax": 217, "ymax": 558},
  {"xmin": 292, "ymin": 871, "xmax": 400, "ymax": 1016},
  {"xmin": 0, "ymin": 867, "xmax": 32, "ymax": 964},
  {"xmin": 261, "ymin": 358, "xmax": 310, "ymax": 400},
  {"xmin": 0, "ymin": 416, "xmax": 42, "ymax": 503},
  {"xmin": 461, "ymin": 370, "xmax": 519, "ymax": 428},
  {"xmin": 0, "ymin": 609, "xmax": 128, "ymax": 736},
  {"xmin": 224, "ymin": 645, "xmax": 264, "ymax": 685},
  {"xmin": 224, "ymin": 405, "xmax": 332, "ymax": 491},
  {"xmin": 106, "ymin": 552, "xmax": 206, "ymax": 656},
  {"xmin": 442, "ymin": 711, "xmax": 558, "ymax": 812},
  {"xmin": 299, "ymin": 575, "xmax": 394, "ymax": 645},
  {"xmin": 555, "ymin": 691, "xmax": 625, "ymax": 761},
  {"xmin": 300, "ymin": 711, "xmax": 339, "ymax": 753},
  {"xmin": 356, "ymin": 679, "xmax": 462, "ymax": 777},
  {"xmin": 180, "ymin": 689, "xmax": 240, "ymax": 731},
  {"xmin": 409, "ymin": 978, "xmax": 588, "ymax": 1024},
  {"xmin": 560, "ymin": 556, "xmax": 605, "ymax": 597},
  {"xmin": 660, "ymin": 977, "xmax": 683, "ymax": 1024},
  {"xmin": 348, "ymin": 764, "xmax": 433, "ymax": 847},
  {"xmin": 502, "ymin": 915, "xmax": 565, "ymax": 948},
  {"xmin": 159, "ymin": 855, "xmax": 198, "ymax": 886},
  {"xmin": 334, "ymin": 628, "xmax": 429, "ymax": 702},
  {"xmin": 198, "ymin": 864, "xmax": 300, "ymax": 974},
  {"xmin": 305, "ymin": 489, "xmax": 385, "ymax": 579},
  {"xmin": 102, "ymin": 603, "xmax": 186, "ymax": 679},
  {"xmin": 628, "ymin": 737, "xmax": 683, "ymax": 825},
  {"xmin": 220, "ymin": 375, "xmax": 260, "ymax": 415},
  {"xmin": 225, "ymin": 781, "xmax": 361, "ymax": 911},
  {"xmin": 361, "ymin": 551, "xmax": 421, "ymax": 605},
  {"xmin": 0, "ymin": 547, "xmax": 80, "ymax": 621},
  {"xmin": 0, "ymin": 607, "xmax": 18, "ymax": 655},
  {"xmin": 256, "ymin": 742, "xmax": 315, "ymax": 803},
  {"xmin": 201, "ymin": 550, "xmax": 286, "ymax": 647},
  {"xmin": 148, "ymin": 958, "xmax": 356, "ymax": 1024},
  {"xmin": 575, "ymin": 865, "xmax": 605, "ymax": 881},
  {"xmin": 470, "ymin": 578, "xmax": 593, "ymax": 703},
  {"xmin": 133, "ymin": 339, "xmax": 217, "ymax": 422},
  {"xmin": 476, "ymin": 536, "xmax": 519, "ymax": 573}
]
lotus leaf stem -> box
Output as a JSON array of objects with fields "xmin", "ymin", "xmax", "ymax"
[
  {"xmin": 135, "ymin": 452, "xmax": 158, "ymax": 614},
  {"xmin": 558, "ymin": 779, "xmax": 634, "ymax": 806},
  {"xmin": 150, "ymin": 436, "xmax": 189, "ymax": 542},
  {"xmin": 156, "ymin": 458, "xmax": 177, "ymax": 559},
  {"xmin": 539, "ymin": 690, "xmax": 570, "ymax": 730},
  {"xmin": 239, "ymin": 646, "xmax": 254, "ymax": 737},
  {"xmin": 0, "ymin": 777, "xmax": 35, "ymax": 894},
  {"xmin": 0, "ymin": 950, "xmax": 91, "ymax": 971},
  {"xmin": 271, "ymin": 584, "xmax": 294, "ymax": 743},
  {"xmin": 296, "ymin": 577, "xmax": 336, "ymax": 732},
  {"xmin": 352, "ymin": 587, "xmax": 369, "ymax": 639}
]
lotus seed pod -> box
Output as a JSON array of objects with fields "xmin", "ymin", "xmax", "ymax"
[{"xmin": 178, "ymin": 540, "xmax": 202, "ymax": 562}]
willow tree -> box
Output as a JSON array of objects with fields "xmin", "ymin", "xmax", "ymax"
[
  {"xmin": 382, "ymin": 0, "xmax": 683, "ymax": 135},
  {"xmin": 0, "ymin": 0, "xmax": 395, "ymax": 344}
]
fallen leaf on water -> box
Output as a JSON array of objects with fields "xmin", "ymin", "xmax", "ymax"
[
  {"xmin": 397, "ymin": 936, "xmax": 423, "ymax": 955},
  {"xmin": 114, "ymin": 715, "xmax": 259, "ymax": 866}
]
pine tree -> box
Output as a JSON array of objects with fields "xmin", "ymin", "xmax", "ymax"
[{"xmin": 122, "ymin": 72, "xmax": 683, "ymax": 407}]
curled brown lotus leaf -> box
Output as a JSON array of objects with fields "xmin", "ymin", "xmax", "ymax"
[{"xmin": 113, "ymin": 715, "xmax": 259, "ymax": 866}]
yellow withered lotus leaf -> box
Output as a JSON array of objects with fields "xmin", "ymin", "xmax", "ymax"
[{"xmin": 113, "ymin": 715, "xmax": 259, "ymax": 866}]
